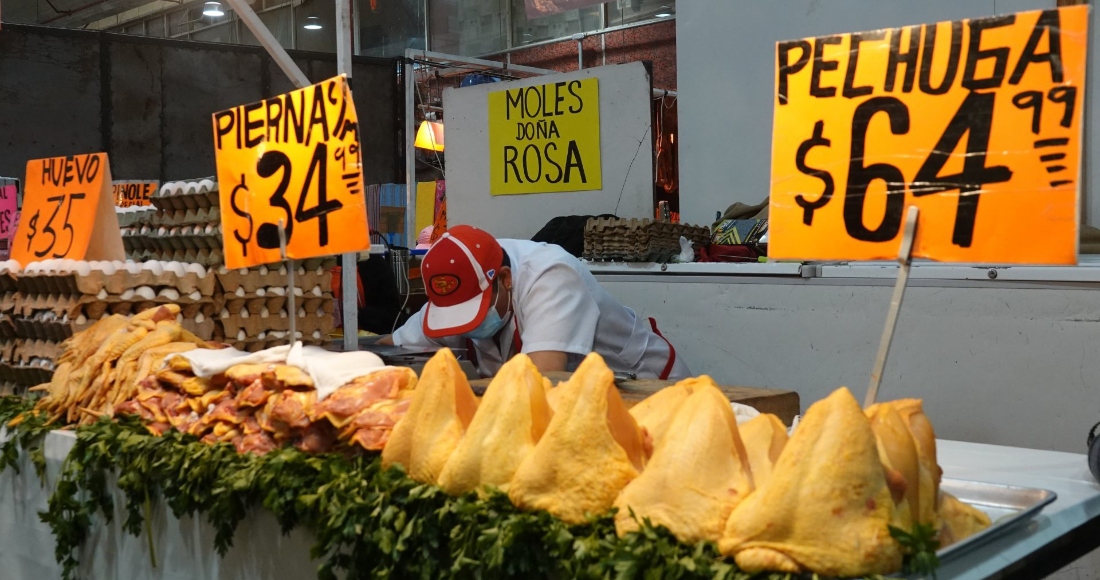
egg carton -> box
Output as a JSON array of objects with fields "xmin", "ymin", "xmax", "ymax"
[
  {"xmin": 215, "ymin": 264, "xmax": 333, "ymax": 294},
  {"xmin": 115, "ymin": 206, "xmax": 158, "ymax": 228},
  {"xmin": 14, "ymin": 260, "xmax": 214, "ymax": 296},
  {"xmin": 0, "ymin": 315, "xmax": 16, "ymax": 340},
  {"xmin": 0, "ymin": 362, "xmax": 53, "ymax": 387},
  {"xmin": 125, "ymin": 248, "xmax": 225, "ymax": 267},
  {"xmin": 148, "ymin": 207, "xmax": 221, "ymax": 228},
  {"xmin": 222, "ymin": 292, "xmax": 333, "ymax": 318},
  {"xmin": 122, "ymin": 224, "xmax": 223, "ymax": 253},
  {"xmin": 151, "ymin": 178, "xmax": 219, "ymax": 212},
  {"xmin": 0, "ymin": 262, "xmax": 21, "ymax": 294},
  {"xmin": 79, "ymin": 297, "xmax": 216, "ymax": 322},
  {"xmin": 229, "ymin": 336, "xmax": 328, "ymax": 353},
  {"xmin": 12, "ymin": 339, "xmax": 64, "ymax": 364},
  {"xmin": 0, "ymin": 339, "xmax": 14, "ymax": 363},
  {"xmin": 218, "ymin": 310, "xmax": 334, "ymax": 338}
]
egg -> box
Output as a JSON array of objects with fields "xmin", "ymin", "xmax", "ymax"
[
  {"xmin": 195, "ymin": 313, "xmax": 205, "ymax": 324},
  {"xmin": 135, "ymin": 286, "xmax": 156, "ymax": 300},
  {"xmin": 185, "ymin": 264, "xmax": 206, "ymax": 276},
  {"xmin": 158, "ymin": 288, "xmax": 180, "ymax": 300},
  {"xmin": 241, "ymin": 309, "xmax": 249, "ymax": 319},
  {"xmin": 236, "ymin": 330, "xmax": 246, "ymax": 341},
  {"xmin": 120, "ymin": 289, "xmax": 135, "ymax": 300},
  {"xmin": 259, "ymin": 265, "xmax": 269, "ymax": 275},
  {"xmin": 260, "ymin": 307, "xmax": 270, "ymax": 318},
  {"xmin": 100, "ymin": 262, "xmax": 117, "ymax": 276},
  {"xmin": 188, "ymin": 291, "xmax": 202, "ymax": 301},
  {"xmin": 199, "ymin": 178, "xmax": 215, "ymax": 193},
  {"xmin": 256, "ymin": 288, "xmax": 266, "ymax": 297},
  {"xmin": 75, "ymin": 314, "xmax": 87, "ymax": 325},
  {"xmin": 96, "ymin": 289, "xmax": 108, "ymax": 300},
  {"xmin": 75, "ymin": 262, "xmax": 91, "ymax": 277},
  {"xmin": 220, "ymin": 309, "xmax": 230, "ymax": 318}
]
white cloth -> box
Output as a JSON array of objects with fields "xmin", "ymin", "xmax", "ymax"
[
  {"xmin": 393, "ymin": 239, "xmax": 691, "ymax": 379},
  {"xmin": 169, "ymin": 342, "xmax": 388, "ymax": 400}
]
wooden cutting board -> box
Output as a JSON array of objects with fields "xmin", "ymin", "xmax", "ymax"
[{"xmin": 469, "ymin": 372, "xmax": 800, "ymax": 426}]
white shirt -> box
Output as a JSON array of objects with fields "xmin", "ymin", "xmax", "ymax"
[{"xmin": 392, "ymin": 240, "xmax": 690, "ymax": 379}]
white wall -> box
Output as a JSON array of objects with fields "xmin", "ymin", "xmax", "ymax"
[
  {"xmin": 676, "ymin": 0, "xmax": 1100, "ymax": 225},
  {"xmin": 595, "ymin": 273, "xmax": 1100, "ymax": 454},
  {"xmin": 444, "ymin": 62, "xmax": 654, "ymax": 240}
]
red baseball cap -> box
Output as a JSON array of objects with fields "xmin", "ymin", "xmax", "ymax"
[{"xmin": 421, "ymin": 225, "xmax": 503, "ymax": 338}]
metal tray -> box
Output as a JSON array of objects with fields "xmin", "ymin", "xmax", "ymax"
[{"xmin": 938, "ymin": 478, "xmax": 1057, "ymax": 558}]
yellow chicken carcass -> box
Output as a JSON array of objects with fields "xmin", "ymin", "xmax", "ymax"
[
  {"xmin": 508, "ymin": 353, "xmax": 647, "ymax": 525},
  {"xmin": 893, "ymin": 399, "xmax": 943, "ymax": 522},
  {"xmin": 866, "ymin": 402, "xmax": 922, "ymax": 530},
  {"xmin": 627, "ymin": 379, "xmax": 697, "ymax": 449},
  {"xmin": 438, "ymin": 354, "xmax": 553, "ymax": 496},
  {"xmin": 720, "ymin": 387, "xmax": 904, "ymax": 577},
  {"xmin": 938, "ymin": 490, "xmax": 992, "ymax": 546},
  {"xmin": 738, "ymin": 413, "xmax": 788, "ymax": 488},
  {"xmin": 382, "ymin": 348, "xmax": 479, "ymax": 484},
  {"xmin": 614, "ymin": 379, "xmax": 754, "ymax": 544}
]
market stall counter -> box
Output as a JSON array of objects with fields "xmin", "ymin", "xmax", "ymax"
[{"xmin": 2, "ymin": 431, "xmax": 1097, "ymax": 580}]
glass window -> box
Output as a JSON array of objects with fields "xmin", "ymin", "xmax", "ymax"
[
  {"xmin": 167, "ymin": 9, "xmax": 190, "ymax": 37},
  {"xmin": 192, "ymin": 22, "xmax": 233, "ymax": 44},
  {"xmin": 296, "ymin": 0, "xmax": 336, "ymax": 53},
  {"xmin": 147, "ymin": 16, "xmax": 166, "ymax": 38},
  {"xmin": 512, "ymin": 0, "xmax": 600, "ymax": 46},
  {"xmin": 428, "ymin": 0, "xmax": 507, "ymax": 56},
  {"xmin": 606, "ymin": 0, "xmax": 673, "ymax": 26},
  {"xmin": 358, "ymin": 0, "xmax": 425, "ymax": 58},
  {"xmin": 240, "ymin": 7, "xmax": 294, "ymax": 49}
]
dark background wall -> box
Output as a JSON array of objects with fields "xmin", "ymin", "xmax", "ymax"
[{"xmin": 0, "ymin": 24, "xmax": 403, "ymax": 185}]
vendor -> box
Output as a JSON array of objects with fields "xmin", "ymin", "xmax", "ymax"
[{"xmin": 378, "ymin": 225, "xmax": 690, "ymax": 379}]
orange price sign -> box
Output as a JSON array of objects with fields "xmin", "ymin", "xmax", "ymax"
[
  {"xmin": 212, "ymin": 75, "xmax": 370, "ymax": 269},
  {"xmin": 12, "ymin": 153, "xmax": 124, "ymax": 265},
  {"xmin": 769, "ymin": 7, "xmax": 1087, "ymax": 264}
]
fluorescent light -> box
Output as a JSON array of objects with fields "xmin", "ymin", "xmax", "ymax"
[
  {"xmin": 655, "ymin": 12, "xmax": 672, "ymax": 18},
  {"xmin": 202, "ymin": 1, "xmax": 224, "ymax": 17},
  {"xmin": 303, "ymin": 16, "xmax": 322, "ymax": 30}
]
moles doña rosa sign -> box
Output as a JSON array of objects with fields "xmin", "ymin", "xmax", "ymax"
[{"xmin": 488, "ymin": 78, "xmax": 602, "ymax": 195}]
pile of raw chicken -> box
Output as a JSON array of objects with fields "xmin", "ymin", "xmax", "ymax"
[
  {"xmin": 22, "ymin": 308, "xmax": 992, "ymax": 576},
  {"xmin": 20, "ymin": 307, "xmax": 418, "ymax": 455},
  {"xmin": 382, "ymin": 348, "xmax": 992, "ymax": 578}
]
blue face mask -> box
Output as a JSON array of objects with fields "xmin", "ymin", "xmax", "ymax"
[{"xmin": 463, "ymin": 307, "xmax": 507, "ymax": 340}]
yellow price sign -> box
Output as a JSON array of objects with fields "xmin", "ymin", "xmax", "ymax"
[
  {"xmin": 12, "ymin": 153, "xmax": 124, "ymax": 266},
  {"xmin": 769, "ymin": 7, "xmax": 1087, "ymax": 264},
  {"xmin": 488, "ymin": 78, "xmax": 602, "ymax": 195},
  {"xmin": 213, "ymin": 75, "xmax": 370, "ymax": 269}
]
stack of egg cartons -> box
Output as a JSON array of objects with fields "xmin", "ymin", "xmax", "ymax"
[
  {"xmin": 121, "ymin": 178, "xmax": 223, "ymax": 266},
  {"xmin": 215, "ymin": 259, "xmax": 335, "ymax": 352},
  {"xmin": 0, "ymin": 259, "xmax": 218, "ymax": 389}
]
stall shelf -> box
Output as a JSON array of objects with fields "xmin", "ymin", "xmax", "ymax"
[{"xmin": 1, "ymin": 429, "xmax": 1096, "ymax": 580}]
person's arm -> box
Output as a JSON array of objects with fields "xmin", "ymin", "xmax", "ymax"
[
  {"xmin": 376, "ymin": 335, "xmax": 394, "ymax": 346},
  {"xmin": 527, "ymin": 350, "xmax": 568, "ymax": 373}
]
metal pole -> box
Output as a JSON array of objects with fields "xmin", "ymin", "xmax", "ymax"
[
  {"xmin": 865, "ymin": 206, "xmax": 920, "ymax": 408},
  {"xmin": 337, "ymin": 0, "xmax": 359, "ymax": 352},
  {"xmin": 575, "ymin": 34, "xmax": 583, "ymax": 70},
  {"xmin": 404, "ymin": 57, "xmax": 417, "ymax": 249},
  {"xmin": 225, "ymin": 0, "xmax": 309, "ymax": 88}
]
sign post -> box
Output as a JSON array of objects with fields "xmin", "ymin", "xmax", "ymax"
[
  {"xmin": 213, "ymin": 75, "xmax": 370, "ymax": 346},
  {"xmin": 12, "ymin": 153, "xmax": 124, "ymax": 266},
  {"xmin": 766, "ymin": 7, "xmax": 1089, "ymax": 403}
]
